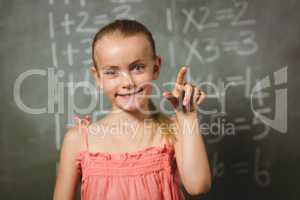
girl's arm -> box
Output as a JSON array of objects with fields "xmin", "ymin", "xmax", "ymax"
[
  {"xmin": 172, "ymin": 113, "xmax": 212, "ymax": 196},
  {"xmin": 163, "ymin": 66, "xmax": 212, "ymax": 195},
  {"xmin": 53, "ymin": 127, "xmax": 82, "ymax": 200}
]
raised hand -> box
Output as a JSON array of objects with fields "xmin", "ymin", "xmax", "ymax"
[{"xmin": 163, "ymin": 66, "xmax": 205, "ymax": 114}]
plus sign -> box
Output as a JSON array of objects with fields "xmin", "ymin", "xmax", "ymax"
[
  {"xmin": 61, "ymin": 14, "xmax": 75, "ymax": 35},
  {"xmin": 62, "ymin": 43, "xmax": 79, "ymax": 66}
]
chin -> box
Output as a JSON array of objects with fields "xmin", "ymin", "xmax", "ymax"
[
  {"xmin": 116, "ymin": 101, "xmax": 144, "ymax": 112},
  {"xmin": 114, "ymin": 97, "xmax": 150, "ymax": 113}
]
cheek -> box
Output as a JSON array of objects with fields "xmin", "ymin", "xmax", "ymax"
[
  {"xmin": 102, "ymin": 80, "xmax": 118, "ymax": 96},
  {"xmin": 136, "ymin": 75, "xmax": 154, "ymax": 90}
]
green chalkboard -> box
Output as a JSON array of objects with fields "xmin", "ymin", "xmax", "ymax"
[{"xmin": 1, "ymin": 0, "xmax": 299, "ymax": 199}]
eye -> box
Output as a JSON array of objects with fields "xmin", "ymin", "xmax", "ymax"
[
  {"xmin": 103, "ymin": 70, "xmax": 117, "ymax": 76},
  {"xmin": 132, "ymin": 63, "xmax": 145, "ymax": 71}
]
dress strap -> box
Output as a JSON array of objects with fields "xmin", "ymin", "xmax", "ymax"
[{"xmin": 73, "ymin": 115, "xmax": 91, "ymax": 152}]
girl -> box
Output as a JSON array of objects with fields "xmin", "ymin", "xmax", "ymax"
[{"xmin": 53, "ymin": 19, "xmax": 211, "ymax": 200}]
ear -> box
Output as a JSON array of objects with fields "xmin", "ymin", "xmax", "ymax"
[
  {"xmin": 152, "ymin": 55, "xmax": 162, "ymax": 80},
  {"xmin": 90, "ymin": 66, "xmax": 103, "ymax": 89}
]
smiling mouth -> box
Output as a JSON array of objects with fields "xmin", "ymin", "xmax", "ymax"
[{"xmin": 116, "ymin": 88, "xmax": 143, "ymax": 97}]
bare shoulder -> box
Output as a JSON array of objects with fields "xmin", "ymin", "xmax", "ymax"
[
  {"xmin": 169, "ymin": 115, "xmax": 177, "ymax": 122},
  {"xmin": 64, "ymin": 126, "xmax": 81, "ymax": 143},
  {"xmin": 158, "ymin": 114, "xmax": 179, "ymax": 146},
  {"xmin": 61, "ymin": 126, "xmax": 83, "ymax": 154},
  {"xmin": 168, "ymin": 114, "xmax": 179, "ymax": 130}
]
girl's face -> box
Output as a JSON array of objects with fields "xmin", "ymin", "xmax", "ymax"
[{"xmin": 91, "ymin": 34, "xmax": 161, "ymax": 112}]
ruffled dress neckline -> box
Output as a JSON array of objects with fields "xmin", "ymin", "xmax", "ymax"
[{"xmin": 77, "ymin": 142, "xmax": 174, "ymax": 161}]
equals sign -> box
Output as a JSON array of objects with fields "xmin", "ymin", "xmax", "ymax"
[
  {"xmin": 222, "ymin": 41, "xmax": 239, "ymax": 52},
  {"xmin": 94, "ymin": 15, "xmax": 110, "ymax": 25},
  {"xmin": 215, "ymin": 8, "xmax": 235, "ymax": 21},
  {"xmin": 230, "ymin": 162, "xmax": 249, "ymax": 174},
  {"xmin": 233, "ymin": 117, "xmax": 251, "ymax": 131}
]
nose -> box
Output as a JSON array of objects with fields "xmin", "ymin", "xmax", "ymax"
[{"xmin": 120, "ymin": 71, "xmax": 135, "ymax": 89}]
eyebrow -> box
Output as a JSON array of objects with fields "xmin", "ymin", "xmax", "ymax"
[{"xmin": 101, "ymin": 59, "xmax": 145, "ymax": 70}]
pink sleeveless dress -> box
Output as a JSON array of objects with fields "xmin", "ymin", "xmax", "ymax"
[{"xmin": 73, "ymin": 116, "xmax": 186, "ymax": 200}]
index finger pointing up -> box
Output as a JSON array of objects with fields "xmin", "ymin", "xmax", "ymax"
[{"xmin": 176, "ymin": 66, "xmax": 187, "ymax": 85}]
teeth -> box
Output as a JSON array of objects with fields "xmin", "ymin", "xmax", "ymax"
[{"xmin": 118, "ymin": 89, "xmax": 142, "ymax": 96}]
